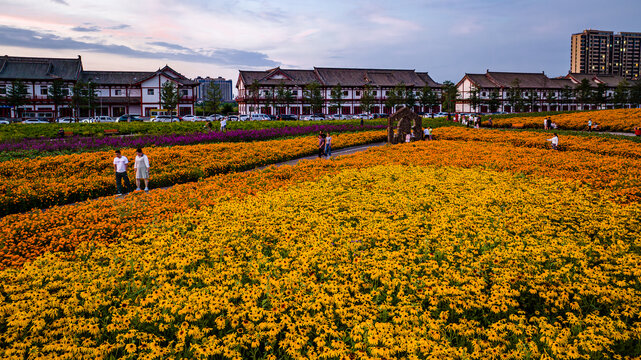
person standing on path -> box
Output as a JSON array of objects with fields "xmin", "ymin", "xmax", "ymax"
[
  {"xmin": 113, "ymin": 150, "xmax": 132, "ymax": 195},
  {"xmin": 134, "ymin": 148, "xmax": 151, "ymax": 192},
  {"xmin": 325, "ymin": 132, "xmax": 332, "ymax": 158},
  {"xmin": 588, "ymin": 119, "xmax": 592, "ymax": 132},
  {"xmin": 318, "ymin": 131, "xmax": 326, "ymax": 158},
  {"xmin": 547, "ymin": 133, "xmax": 559, "ymax": 150}
]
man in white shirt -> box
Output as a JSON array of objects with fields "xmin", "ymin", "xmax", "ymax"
[
  {"xmin": 220, "ymin": 118, "xmax": 227, "ymax": 132},
  {"xmin": 113, "ymin": 150, "xmax": 132, "ymax": 195},
  {"xmin": 547, "ymin": 133, "xmax": 559, "ymax": 150}
]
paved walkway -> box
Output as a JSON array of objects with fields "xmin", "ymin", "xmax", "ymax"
[{"xmin": 253, "ymin": 142, "xmax": 386, "ymax": 171}]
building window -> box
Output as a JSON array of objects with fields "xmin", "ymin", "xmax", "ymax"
[
  {"xmin": 62, "ymin": 89, "xmax": 69, "ymax": 96},
  {"xmin": 356, "ymin": 91, "xmax": 360, "ymax": 96},
  {"xmin": 481, "ymin": 92, "xmax": 486, "ymax": 97},
  {"xmin": 343, "ymin": 91, "xmax": 348, "ymax": 96},
  {"xmin": 147, "ymin": 89, "xmax": 154, "ymax": 95},
  {"xmin": 180, "ymin": 90, "xmax": 188, "ymax": 96},
  {"xmin": 0, "ymin": 85, "xmax": 5, "ymax": 95},
  {"xmin": 291, "ymin": 90, "xmax": 297, "ymax": 96},
  {"xmin": 41, "ymin": 87, "xmax": 48, "ymax": 95},
  {"xmin": 115, "ymin": 89, "xmax": 122, "ymax": 95}
]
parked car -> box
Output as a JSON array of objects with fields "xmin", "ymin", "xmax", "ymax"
[
  {"xmin": 22, "ymin": 118, "xmax": 49, "ymax": 124},
  {"xmin": 239, "ymin": 115, "xmax": 249, "ymax": 121},
  {"xmin": 433, "ymin": 112, "xmax": 449, "ymax": 118},
  {"xmin": 117, "ymin": 115, "xmax": 143, "ymax": 122},
  {"xmin": 206, "ymin": 114, "xmax": 224, "ymax": 121},
  {"xmin": 56, "ymin": 117, "xmax": 74, "ymax": 123},
  {"xmin": 358, "ymin": 113, "xmax": 374, "ymax": 120},
  {"xmin": 330, "ymin": 114, "xmax": 349, "ymax": 120},
  {"xmin": 90, "ymin": 116, "xmax": 115, "ymax": 123},
  {"xmin": 153, "ymin": 115, "xmax": 180, "ymax": 123},
  {"xmin": 278, "ymin": 114, "xmax": 298, "ymax": 120},
  {"xmin": 0, "ymin": 119, "xmax": 9, "ymax": 125},
  {"xmin": 310, "ymin": 115, "xmax": 325, "ymax": 121},
  {"xmin": 227, "ymin": 115, "xmax": 239, "ymax": 121},
  {"xmin": 268, "ymin": 115, "xmax": 277, "ymax": 121},
  {"xmin": 250, "ymin": 114, "xmax": 270, "ymax": 121},
  {"xmin": 182, "ymin": 115, "xmax": 198, "ymax": 122}
]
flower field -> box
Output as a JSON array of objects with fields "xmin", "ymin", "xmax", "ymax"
[
  {"xmin": 487, "ymin": 108, "xmax": 641, "ymax": 132},
  {"xmin": 0, "ymin": 131, "xmax": 386, "ymax": 216},
  {"xmin": 0, "ymin": 123, "xmax": 385, "ymax": 157},
  {"xmin": 1, "ymin": 128, "xmax": 640, "ymax": 359}
]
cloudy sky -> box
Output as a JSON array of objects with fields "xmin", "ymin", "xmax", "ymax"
[{"xmin": 2, "ymin": 0, "xmax": 640, "ymax": 89}]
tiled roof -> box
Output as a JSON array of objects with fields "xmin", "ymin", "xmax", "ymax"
[
  {"xmin": 464, "ymin": 73, "xmax": 500, "ymax": 88},
  {"xmin": 239, "ymin": 67, "xmax": 440, "ymax": 88},
  {"xmin": 0, "ymin": 55, "xmax": 82, "ymax": 81},
  {"xmin": 415, "ymin": 72, "xmax": 442, "ymax": 88},
  {"xmin": 81, "ymin": 71, "xmax": 154, "ymax": 85},
  {"xmin": 566, "ymin": 73, "xmax": 630, "ymax": 87},
  {"xmin": 486, "ymin": 71, "xmax": 552, "ymax": 88}
]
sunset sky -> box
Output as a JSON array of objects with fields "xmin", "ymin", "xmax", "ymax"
[{"xmin": 1, "ymin": 0, "xmax": 640, "ymax": 89}]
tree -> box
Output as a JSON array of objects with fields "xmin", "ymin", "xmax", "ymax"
[
  {"xmin": 7, "ymin": 80, "xmax": 29, "ymax": 119},
  {"xmin": 575, "ymin": 79, "xmax": 592, "ymax": 110},
  {"xmin": 591, "ymin": 83, "xmax": 608, "ymax": 109},
  {"xmin": 84, "ymin": 82, "xmax": 98, "ymax": 117},
  {"xmin": 303, "ymin": 82, "xmax": 323, "ymax": 114},
  {"xmin": 488, "ymin": 90, "xmax": 500, "ymax": 113},
  {"xmin": 160, "ymin": 81, "xmax": 181, "ymax": 116},
  {"xmin": 525, "ymin": 90, "xmax": 537, "ymax": 112},
  {"xmin": 418, "ymin": 85, "xmax": 438, "ymax": 113},
  {"xmin": 359, "ymin": 84, "xmax": 375, "ymax": 116},
  {"xmin": 404, "ymin": 87, "xmax": 417, "ymax": 110},
  {"xmin": 630, "ymin": 81, "xmax": 641, "ymax": 108},
  {"xmin": 71, "ymin": 81, "xmax": 85, "ymax": 120},
  {"xmin": 329, "ymin": 83, "xmax": 344, "ymax": 115},
  {"xmin": 385, "ymin": 83, "xmax": 404, "ymax": 112},
  {"xmin": 247, "ymin": 80, "xmax": 261, "ymax": 116},
  {"xmin": 48, "ymin": 79, "xmax": 66, "ymax": 119},
  {"xmin": 613, "ymin": 80, "xmax": 630, "ymax": 108},
  {"xmin": 469, "ymin": 86, "xmax": 481, "ymax": 113},
  {"xmin": 220, "ymin": 103, "xmax": 234, "ymax": 115},
  {"xmin": 545, "ymin": 90, "xmax": 557, "ymax": 111},
  {"xmin": 203, "ymin": 83, "xmax": 223, "ymax": 115},
  {"xmin": 507, "ymin": 78, "xmax": 523, "ymax": 113},
  {"xmin": 441, "ymin": 81, "xmax": 458, "ymax": 114},
  {"xmin": 275, "ymin": 82, "xmax": 290, "ymax": 115},
  {"xmin": 560, "ymin": 85, "xmax": 573, "ymax": 110}
]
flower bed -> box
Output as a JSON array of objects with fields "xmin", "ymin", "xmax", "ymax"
[
  {"xmin": 1, "ymin": 163, "xmax": 639, "ymax": 359},
  {"xmin": 0, "ymin": 123, "xmax": 385, "ymax": 156},
  {"xmin": 0, "ymin": 131, "xmax": 386, "ymax": 216},
  {"xmin": 485, "ymin": 108, "xmax": 641, "ymax": 132}
]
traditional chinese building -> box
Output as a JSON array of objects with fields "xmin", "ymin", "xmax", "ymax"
[
  {"xmin": 0, "ymin": 55, "xmax": 197, "ymax": 119},
  {"xmin": 236, "ymin": 67, "xmax": 442, "ymax": 116}
]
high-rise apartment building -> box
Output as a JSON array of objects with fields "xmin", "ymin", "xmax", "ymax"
[
  {"xmin": 571, "ymin": 29, "xmax": 641, "ymax": 80},
  {"xmin": 194, "ymin": 76, "xmax": 234, "ymax": 103}
]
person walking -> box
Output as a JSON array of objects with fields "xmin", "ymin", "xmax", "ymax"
[
  {"xmin": 543, "ymin": 117, "xmax": 548, "ymax": 130},
  {"xmin": 547, "ymin": 133, "xmax": 559, "ymax": 150},
  {"xmin": 134, "ymin": 148, "xmax": 150, "ymax": 192},
  {"xmin": 587, "ymin": 119, "xmax": 592, "ymax": 132},
  {"xmin": 325, "ymin": 132, "xmax": 332, "ymax": 158},
  {"xmin": 220, "ymin": 117, "xmax": 227, "ymax": 132},
  {"xmin": 113, "ymin": 150, "xmax": 132, "ymax": 195},
  {"xmin": 488, "ymin": 117, "xmax": 493, "ymax": 128},
  {"xmin": 318, "ymin": 131, "xmax": 326, "ymax": 158}
]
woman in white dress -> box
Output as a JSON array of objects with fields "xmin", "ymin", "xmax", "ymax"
[{"xmin": 134, "ymin": 148, "xmax": 150, "ymax": 191}]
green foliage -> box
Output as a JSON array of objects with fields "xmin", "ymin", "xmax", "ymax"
[
  {"xmin": 488, "ymin": 90, "xmax": 500, "ymax": 113},
  {"xmin": 359, "ymin": 85, "xmax": 375, "ymax": 114},
  {"xmin": 203, "ymin": 84, "xmax": 222, "ymax": 115},
  {"xmin": 507, "ymin": 78, "xmax": 524, "ymax": 112},
  {"xmin": 613, "ymin": 80, "xmax": 629, "ymax": 108},
  {"xmin": 418, "ymin": 85, "xmax": 438, "ymax": 112},
  {"xmin": 7, "ymin": 80, "xmax": 29, "ymax": 117},
  {"xmin": 469, "ymin": 86, "xmax": 481, "ymax": 113},
  {"xmin": 303, "ymin": 82, "xmax": 323, "ymax": 114},
  {"xmin": 160, "ymin": 82, "xmax": 181, "ymax": 115},
  {"xmin": 404, "ymin": 86, "xmax": 417, "ymax": 109},
  {"xmin": 441, "ymin": 81, "xmax": 458, "ymax": 114},
  {"xmin": 575, "ymin": 79, "xmax": 592, "ymax": 109},
  {"xmin": 329, "ymin": 84, "xmax": 344, "ymax": 114},
  {"xmin": 48, "ymin": 79, "xmax": 67, "ymax": 118}
]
